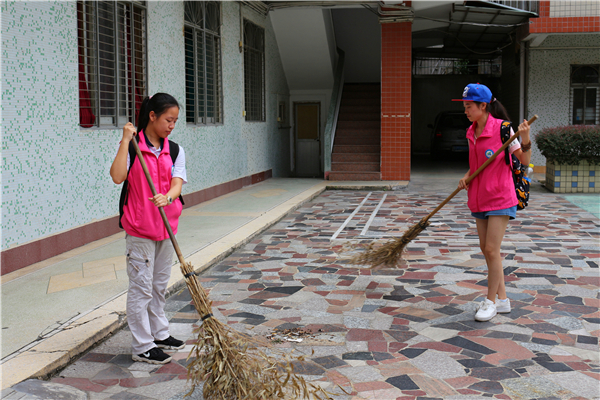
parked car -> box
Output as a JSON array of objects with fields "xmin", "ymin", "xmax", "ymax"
[{"xmin": 429, "ymin": 111, "xmax": 471, "ymax": 158}]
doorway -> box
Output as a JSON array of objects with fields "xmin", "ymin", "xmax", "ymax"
[{"xmin": 294, "ymin": 102, "xmax": 321, "ymax": 177}]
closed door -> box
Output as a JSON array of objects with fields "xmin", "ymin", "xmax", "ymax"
[{"xmin": 295, "ymin": 103, "xmax": 321, "ymax": 177}]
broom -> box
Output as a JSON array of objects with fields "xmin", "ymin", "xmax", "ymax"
[
  {"xmin": 130, "ymin": 138, "xmax": 335, "ymax": 399},
  {"xmin": 351, "ymin": 115, "xmax": 538, "ymax": 268}
]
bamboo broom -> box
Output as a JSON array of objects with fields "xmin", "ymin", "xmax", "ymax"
[
  {"xmin": 350, "ymin": 115, "xmax": 538, "ymax": 268},
  {"xmin": 130, "ymin": 138, "xmax": 336, "ymax": 399}
]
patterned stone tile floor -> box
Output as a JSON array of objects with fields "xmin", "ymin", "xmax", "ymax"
[{"xmin": 8, "ymin": 188, "xmax": 599, "ymax": 400}]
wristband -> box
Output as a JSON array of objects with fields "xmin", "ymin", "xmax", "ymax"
[{"xmin": 521, "ymin": 141, "xmax": 531, "ymax": 152}]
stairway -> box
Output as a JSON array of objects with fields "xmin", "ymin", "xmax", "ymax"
[{"xmin": 329, "ymin": 83, "xmax": 381, "ymax": 181}]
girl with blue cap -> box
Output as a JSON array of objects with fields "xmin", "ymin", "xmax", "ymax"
[{"xmin": 454, "ymin": 83, "xmax": 531, "ymax": 322}]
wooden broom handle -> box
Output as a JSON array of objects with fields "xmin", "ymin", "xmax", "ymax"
[
  {"xmin": 130, "ymin": 137, "xmax": 187, "ymax": 266},
  {"xmin": 423, "ymin": 115, "xmax": 538, "ymax": 222}
]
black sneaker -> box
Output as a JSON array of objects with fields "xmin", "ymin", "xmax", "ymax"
[
  {"xmin": 154, "ymin": 335, "xmax": 185, "ymax": 350},
  {"xmin": 132, "ymin": 347, "xmax": 172, "ymax": 364}
]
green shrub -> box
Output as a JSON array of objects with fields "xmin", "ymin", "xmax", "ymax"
[{"xmin": 535, "ymin": 125, "xmax": 600, "ymax": 165}]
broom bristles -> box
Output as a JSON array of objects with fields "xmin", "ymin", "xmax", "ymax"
[
  {"xmin": 179, "ymin": 214, "xmax": 431, "ymax": 397},
  {"xmin": 186, "ymin": 318, "xmax": 335, "ymax": 399},
  {"xmin": 349, "ymin": 218, "xmax": 430, "ymax": 268},
  {"xmin": 179, "ymin": 262, "xmax": 341, "ymax": 399}
]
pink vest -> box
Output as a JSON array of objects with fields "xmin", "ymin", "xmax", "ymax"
[
  {"xmin": 121, "ymin": 132, "xmax": 182, "ymax": 241},
  {"xmin": 466, "ymin": 115, "xmax": 517, "ymax": 213}
]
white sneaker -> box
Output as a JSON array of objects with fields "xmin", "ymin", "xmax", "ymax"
[
  {"xmin": 496, "ymin": 298, "xmax": 511, "ymax": 313},
  {"xmin": 476, "ymin": 298, "xmax": 511, "ymax": 314},
  {"xmin": 475, "ymin": 298, "xmax": 497, "ymax": 321}
]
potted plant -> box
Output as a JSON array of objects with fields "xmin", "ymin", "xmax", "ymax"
[{"xmin": 535, "ymin": 125, "xmax": 600, "ymax": 193}]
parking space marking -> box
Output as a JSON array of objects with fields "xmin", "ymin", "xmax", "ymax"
[
  {"xmin": 360, "ymin": 194, "xmax": 387, "ymax": 236},
  {"xmin": 330, "ymin": 192, "xmax": 372, "ymax": 240}
]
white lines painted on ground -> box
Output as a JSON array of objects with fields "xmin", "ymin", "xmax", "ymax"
[
  {"xmin": 330, "ymin": 192, "xmax": 372, "ymax": 240},
  {"xmin": 360, "ymin": 194, "xmax": 387, "ymax": 236}
]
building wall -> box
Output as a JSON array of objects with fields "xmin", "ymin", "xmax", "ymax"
[
  {"xmin": 527, "ymin": 34, "xmax": 600, "ymax": 167},
  {"xmin": 531, "ymin": 1, "xmax": 600, "ymax": 33},
  {"xmin": 381, "ymin": 22, "xmax": 411, "ymax": 181},
  {"xmin": 332, "ymin": 8, "xmax": 381, "ymax": 83},
  {"xmin": 269, "ymin": 8, "xmax": 335, "ymax": 91},
  {"xmin": 1, "ymin": 1, "xmax": 290, "ymax": 252}
]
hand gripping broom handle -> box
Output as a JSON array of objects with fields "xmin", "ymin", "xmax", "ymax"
[
  {"xmin": 421, "ymin": 115, "xmax": 538, "ymax": 223},
  {"xmin": 130, "ymin": 138, "xmax": 187, "ymax": 266}
]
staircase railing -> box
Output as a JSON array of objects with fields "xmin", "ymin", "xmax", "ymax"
[{"xmin": 323, "ymin": 48, "xmax": 345, "ymax": 177}]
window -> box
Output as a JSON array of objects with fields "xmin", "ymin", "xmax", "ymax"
[
  {"xmin": 489, "ymin": 1, "xmax": 539, "ymax": 14},
  {"xmin": 243, "ymin": 20, "xmax": 265, "ymax": 122},
  {"xmin": 412, "ymin": 57, "xmax": 501, "ymax": 76},
  {"xmin": 184, "ymin": 1, "xmax": 222, "ymax": 125},
  {"xmin": 571, "ymin": 65, "xmax": 599, "ymax": 125},
  {"xmin": 77, "ymin": 1, "xmax": 147, "ymax": 128}
]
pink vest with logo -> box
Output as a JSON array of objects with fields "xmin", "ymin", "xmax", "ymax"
[
  {"xmin": 466, "ymin": 115, "xmax": 517, "ymax": 213},
  {"xmin": 121, "ymin": 132, "xmax": 182, "ymax": 241}
]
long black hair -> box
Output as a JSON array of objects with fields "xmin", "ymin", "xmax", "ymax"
[
  {"xmin": 136, "ymin": 93, "xmax": 180, "ymax": 134},
  {"xmin": 474, "ymin": 99, "xmax": 510, "ymax": 122}
]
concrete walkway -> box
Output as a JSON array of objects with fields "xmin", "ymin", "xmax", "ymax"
[{"xmin": 0, "ymin": 177, "xmax": 406, "ymax": 390}]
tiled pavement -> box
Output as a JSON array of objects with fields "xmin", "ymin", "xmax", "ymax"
[{"xmin": 4, "ymin": 187, "xmax": 599, "ymax": 400}]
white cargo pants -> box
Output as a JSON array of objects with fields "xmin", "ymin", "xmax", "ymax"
[{"xmin": 125, "ymin": 234, "xmax": 174, "ymax": 354}]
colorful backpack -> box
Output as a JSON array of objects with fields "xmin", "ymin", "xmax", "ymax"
[{"xmin": 500, "ymin": 121, "xmax": 529, "ymax": 210}]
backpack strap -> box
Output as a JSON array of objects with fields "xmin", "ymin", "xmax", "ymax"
[
  {"xmin": 118, "ymin": 135, "xmax": 140, "ymax": 229},
  {"xmin": 500, "ymin": 120, "xmax": 513, "ymax": 167},
  {"xmin": 128, "ymin": 136, "xmax": 139, "ymax": 173},
  {"xmin": 169, "ymin": 139, "xmax": 179, "ymax": 162},
  {"xmin": 119, "ymin": 136, "xmax": 184, "ymax": 229},
  {"xmin": 168, "ymin": 139, "xmax": 185, "ymax": 206}
]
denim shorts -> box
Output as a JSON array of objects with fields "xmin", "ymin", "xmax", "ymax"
[{"xmin": 471, "ymin": 206, "xmax": 517, "ymax": 220}]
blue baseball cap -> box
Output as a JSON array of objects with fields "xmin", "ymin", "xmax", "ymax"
[{"xmin": 452, "ymin": 83, "xmax": 493, "ymax": 103}]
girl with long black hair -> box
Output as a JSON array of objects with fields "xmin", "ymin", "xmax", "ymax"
[
  {"xmin": 455, "ymin": 84, "xmax": 531, "ymax": 322},
  {"xmin": 110, "ymin": 93, "xmax": 187, "ymax": 364}
]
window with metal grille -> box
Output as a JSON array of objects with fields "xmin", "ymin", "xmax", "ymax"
[
  {"xmin": 489, "ymin": 1, "xmax": 539, "ymax": 15},
  {"xmin": 243, "ymin": 20, "xmax": 265, "ymax": 122},
  {"xmin": 571, "ymin": 65, "xmax": 599, "ymax": 125},
  {"xmin": 184, "ymin": 1, "xmax": 222, "ymax": 125},
  {"xmin": 413, "ymin": 57, "xmax": 501, "ymax": 76},
  {"xmin": 77, "ymin": 1, "xmax": 147, "ymax": 129}
]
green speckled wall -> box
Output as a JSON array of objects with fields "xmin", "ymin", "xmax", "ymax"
[
  {"xmin": 2, "ymin": 1, "xmax": 290, "ymax": 251},
  {"xmin": 527, "ymin": 34, "xmax": 600, "ymax": 166}
]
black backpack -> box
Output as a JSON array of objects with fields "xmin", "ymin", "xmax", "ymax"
[
  {"xmin": 500, "ymin": 120, "xmax": 529, "ymax": 210},
  {"xmin": 118, "ymin": 135, "xmax": 184, "ymax": 228}
]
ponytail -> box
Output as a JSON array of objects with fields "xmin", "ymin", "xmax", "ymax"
[
  {"xmin": 136, "ymin": 93, "xmax": 180, "ymax": 134},
  {"xmin": 136, "ymin": 97, "xmax": 151, "ymax": 134},
  {"xmin": 473, "ymin": 99, "xmax": 511, "ymax": 122},
  {"xmin": 488, "ymin": 98, "xmax": 510, "ymax": 121}
]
